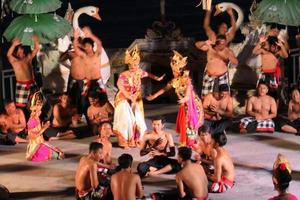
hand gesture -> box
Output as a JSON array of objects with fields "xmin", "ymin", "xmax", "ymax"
[
  {"xmin": 259, "ymin": 35, "xmax": 267, "ymax": 44},
  {"xmin": 255, "ymin": 113, "xmax": 263, "ymax": 121},
  {"xmin": 43, "ymin": 121, "xmax": 50, "ymax": 129},
  {"xmin": 12, "ymin": 38, "xmax": 22, "ymax": 46},
  {"xmin": 178, "ymin": 96, "xmax": 188, "ymax": 105},
  {"xmin": 149, "ymin": 150, "xmax": 161, "ymax": 157},
  {"xmin": 205, "ymin": 40, "xmax": 213, "ymax": 46},
  {"xmin": 226, "ymin": 7, "xmax": 234, "ymax": 16},
  {"xmin": 146, "ymin": 95, "xmax": 155, "ymax": 101},
  {"xmin": 82, "ymin": 27, "xmax": 92, "ymax": 37},
  {"xmin": 156, "ymin": 74, "xmax": 166, "ymax": 81},
  {"xmin": 209, "ymin": 104, "xmax": 218, "ymax": 112},
  {"xmin": 32, "ymin": 34, "xmax": 39, "ymax": 42},
  {"xmin": 153, "ymin": 138, "xmax": 163, "ymax": 148},
  {"xmin": 73, "ymin": 28, "xmax": 80, "ymax": 38}
]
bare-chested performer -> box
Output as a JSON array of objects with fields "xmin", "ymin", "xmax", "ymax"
[
  {"xmin": 7, "ymin": 35, "xmax": 40, "ymax": 108},
  {"xmin": 75, "ymin": 142, "xmax": 105, "ymax": 200},
  {"xmin": 240, "ymin": 82, "xmax": 277, "ymax": 133},
  {"xmin": 252, "ymin": 35, "xmax": 288, "ymax": 100},
  {"xmin": 203, "ymin": 7, "xmax": 236, "ymax": 44},
  {"xmin": 111, "ymin": 153, "xmax": 144, "ymax": 200},
  {"xmin": 176, "ymin": 146, "xmax": 208, "ymax": 200},
  {"xmin": 0, "ymin": 114, "xmax": 27, "ymax": 145},
  {"xmin": 70, "ymin": 26, "xmax": 103, "ymax": 115},
  {"xmin": 208, "ymin": 132, "xmax": 235, "ymax": 193},
  {"xmin": 87, "ymin": 91, "xmax": 114, "ymax": 135},
  {"xmin": 203, "ymin": 84, "xmax": 233, "ymax": 134},
  {"xmin": 196, "ymin": 35, "xmax": 238, "ymax": 97},
  {"xmin": 3, "ymin": 100, "xmax": 26, "ymax": 136},
  {"xmin": 137, "ymin": 116, "xmax": 181, "ymax": 177},
  {"xmin": 275, "ymin": 88, "xmax": 300, "ymax": 135}
]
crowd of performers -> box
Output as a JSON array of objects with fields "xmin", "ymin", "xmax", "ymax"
[{"xmin": 0, "ymin": 5, "xmax": 299, "ymax": 200}]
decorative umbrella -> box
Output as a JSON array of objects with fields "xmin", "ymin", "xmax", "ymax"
[
  {"xmin": 9, "ymin": 0, "xmax": 61, "ymax": 14},
  {"xmin": 3, "ymin": 13, "xmax": 72, "ymax": 45},
  {"xmin": 252, "ymin": 0, "xmax": 300, "ymax": 27}
]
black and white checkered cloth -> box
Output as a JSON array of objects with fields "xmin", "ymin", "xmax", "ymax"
[
  {"xmin": 240, "ymin": 116, "xmax": 275, "ymax": 132},
  {"xmin": 201, "ymin": 72, "xmax": 229, "ymax": 97},
  {"xmin": 15, "ymin": 81, "xmax": 39, "ymax": 107}
]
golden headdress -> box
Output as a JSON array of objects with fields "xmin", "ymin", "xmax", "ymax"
[
  {"xmin": 124, "ymin": 44, "xmax": 141, "ymax": 65},
  {"xmin": 273, "ymin": 153, "xmax": 292, "ymax": 174},
  {"xmin": 30, "ymin": 91, "xmax": 44, "ymax": 110},
  {"xmin": 170, "ymin": 50, "xmax": 188, "ymax": 73}
]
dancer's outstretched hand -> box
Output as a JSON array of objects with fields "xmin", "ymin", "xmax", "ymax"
[
  {"xmin": 178, "ymin": 96, "xmax": 188, "ymax": 104},
  {"xmin": 156, "ymin": 74, "xmax": 166, "ymax": 81},
  {"xmin": 146, "ymin": 95, "xmax": 155, "ymax": 101}
]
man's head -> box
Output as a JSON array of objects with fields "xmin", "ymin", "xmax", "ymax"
[
  {"xmin": 3, "ymin": 100, "xmax": 16, "ymax": 115},
  {"xmin": 151, "ymin": 116, "xmax": 166, "ymax": 133},
  {"xmin": 211, "ymin": 132, "xmax": 227, "ymax": 147},
  {"xmin": 291, "ymin": 88, "xmax": 300, "ymax": 103},
  {"xmin": 128, "ymin": 59, "xmax": 140, "ymax": 72},
  {"xmin": 59, "ymin": 92, "xmax": 70, "ymax": 106},
  {"xmin": 257, "ymin": 81, "xmax": 269, "ymax": 97},
  {"xmin": 118, "ymin": 153, "xmax": 133, "ymax": 169},
  {"xmin": 215, "ymin": 34, "xmax": 227, "ymax": 50},
  {"xmin": 81, "ymin": 37, "xmax": 94, "ymax": 54},
  {"xmin": 177, "ymin": 146, "xmax": 192, "ymax": 164},
  {"xmin": 88, "ymin": 91, "xmax": 99, "ymax": 106},
  {"xmin": 89, "ymin": 142, "xmax": 103, "ymax": 161},
  {"xmin": 267, "ymin": 36, "xmax": 280, "ymax": 54},
  {"xmin": 218, "ymin": 22, "xmax": 228, "ymax": 35},
  {"xmin": 198, "ymin": 125, "xmax": 212, "ymax": 145},
  {"xmin": 269, "ymin": 24, "xmax": 280, "ymax": 37},
  {"xmin": 219, "ymin": 84, "xmax": 230, "ymax": 98},
  {"xmin": 13, "ymin": 45, "xmax": 31, "ymax": 59},
  {"xmin": 98, "ymin": 121, "xmax": 113, "ymax": 138}
]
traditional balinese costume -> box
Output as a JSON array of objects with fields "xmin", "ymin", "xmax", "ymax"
[
  {"xmin": 15, "ymin": 80, "xmax": 39, "ymax": 107},
  {"xmin": 168, "ymin": 51, "xmax": 204, "ymax": 146},
  {"xmin": 113, "ymin": 45, "xmax": 147, "ymax": 148},
  {"xmin": 239, "ymin": 116, "xmax": 275, "ymax": 133},
  {"xmin": 26, "ymin": 92, "xmax": 63, "ymax": 161}
]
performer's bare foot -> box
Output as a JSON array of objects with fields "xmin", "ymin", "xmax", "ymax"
[{"xmin": 58, "ymin": 152, "xmax": 65, "ymax": 160}]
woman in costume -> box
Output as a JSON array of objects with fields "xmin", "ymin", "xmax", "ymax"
[
  {"xmin": 147, "ymin": 51, "xmax": 204, "ymax": 146},
  {"xmin": 113, "ymin": 45, "xmax": 165, "ymax": 148},
  {"xmin": 269, "ymin": 154, "xmax": 298, "ymax": 200},
  {"xmin": 26, "ymin": 91, "xmax": 64, "ymax": 161}
]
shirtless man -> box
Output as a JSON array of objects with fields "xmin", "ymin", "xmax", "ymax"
[
  {"xmin": 3, "ymin": 100, "xmax": 26, "ymax": 136},
  {"xmin": 203, "ymin": 7, "xmax": 236, "ymax": 44},
  {"xmin": 43, "ymin": 93, "xmax": 79, "ymax": 140},
  {"xmin": 196, "ymin": 35, "xmax": 238, "ymax": 97},
  {"xmin": 208, "ymin": 132, "xmax": 235, "ymax": 193},
  {"xmin": 75, "ymin": 142, "xmax": 104, "ymax": 200},
  {"xmin": 203, "ymin": 84, "xmax": 233, "ymax": 134},
  {"xmin": 240, "ymin": 82, "xmax": 277, "ymax": 133},
  {"xmin": 275, "ymin": 88, "xmax": 300, "ymax": 135},
  {"xmin": 176, "ymin": 147, "xmax": 208, "ymax": 200},
  {"xmin": 137, "ymin": 116, "xmax": 181, "ymax": 177},
  {"xmin": 95, "ymin": 121, "xmax": 114, "ymax": 168},
  {"xmin": 0, "ymin": 114, "xmax": 27, "ymax": 145},
  {"xmin": 7, "ymin": 35, "xmax": 40, "ymax": 108},
  {"xmin": 252, "ymin": 35, "xmax": 288, "ymax": 100},
  {"xmin": 111, "ymin": 153, "xmax": 144, "ymax": 200},
  {"xmin": 87, "ymin": 91, "xmax": 114, "ymax": 135}
]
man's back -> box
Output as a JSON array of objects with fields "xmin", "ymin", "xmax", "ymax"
[
  {"xmin": 111, "ymin": 171, "xmax": 143, "ymax": 200},
  {"xmin": 75, "ymin": 156, "xmax": 93, "ymax": 192},
  {"xmin": 177, "ymin": 163, "xmax": 208, "ymax": 198},
  {"xmin": 216, "ymin": 147, "xmax": 235, "ymax": 181}
]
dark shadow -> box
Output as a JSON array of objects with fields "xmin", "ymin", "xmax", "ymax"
[
  {"xmin": 0, "ymin": 164, "xmax": 41, "ymax": 173},
  {"xmin": 250, "ymin": 134, "xmax": 300, "ymax": 150},
  {"xmin": 10, "ymin": 187, "xmax": 74, "ymax": 199},
  {"xmin": 235, "ymin": 162, "xmax": 272, "ymax": 174}
]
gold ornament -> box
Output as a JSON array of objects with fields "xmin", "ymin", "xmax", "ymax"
[
  {"xmin": 125, "ymin": 44, "xmax": 141, "ymax": 65},
  {"xmin": 170, "ymin": 50, "xmax": 188, "ymax": 73}
]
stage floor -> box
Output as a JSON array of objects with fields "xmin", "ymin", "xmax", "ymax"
[{"xmin": 0, "ymin": 104, "xmax": 299, "ymax": 200}]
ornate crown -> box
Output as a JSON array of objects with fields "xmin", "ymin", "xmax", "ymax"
[
  {"xmin": 170, "ymin": 50, "xmax": 188, "ymax": 73},
  {"xmin": 30, "ymin": 91, "xmax": 44, "ymax": 109},
  {"xmin": 125, "ymin": 44, "xmax": 141, "ymax": 64},
  {"xmin": 273, "ymin": 153, "xmax": 292, "ymax": 174}
]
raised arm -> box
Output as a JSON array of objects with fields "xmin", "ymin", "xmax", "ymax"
[
  {"xmin": 252, "ymin": 36, "xmax": 267, "ymax": 56},
  {"xmin": 226, "ymin": 7, "xmax": 236, "ymax": 43},
  {"xmin": 7, "ymin": 38, "xmax": 22, "ymax": 63},
  {"xmin": 29, "ymin": 34, "xmax": 40, "ymax": 60},
  {"xmin": 82, "ymin": 26, "xmax": 102, "ymax": 56},
  {"xmin": 203, "ymin": 10, "xmax": 216, "ymax": 42},
  {"xmin": 73, "ymin": 28, "xmax": 86, "ymax": 57},
  {"xmin": 195, "ymin": 40, "xmax": 213, "ymax": 51},
  {"xmin": 146, "ymin": 72, "xmax": 165, "ymax": 81},
  {"xmin": 227, "ymin": 48, "xmax": 238, "ymax": 65},
  {"xmin": 146, "ymin": 82, "xmax": 172, "ymax": 101},
  {"xmin": 276, "ymin": 40, "xmax": 289, "ymax": 59}
]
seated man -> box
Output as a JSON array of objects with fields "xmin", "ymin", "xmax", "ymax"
[
  {"xmin": 3, "ymin": 100, "xmax": 27, "ymax": 137},
  {"xmin": 75, "ymin": 142, "xmax": 107, "ymax": 200},
  {"xmin": 209, "ymin": 132, "xmax": 235, "ymax": 193},
  {"xmin": 203, "ymin": 84, "xmax": 233, "ymax": 134},
  {"xmin": 111, "ymin": 154, "xmax": 144, "ymax": 200},
  {"xmin": 0, "ymin": 114, "xmax": 27, "ymax": 145},
  {"xmin": 275, "ymin": 88, "xmax": 300, "ymax": 135},
  {"xmin": 176, "ymin": 147, "xmax": 208, "ymax": 200},
  {"xmin": 137, "ymin": 116, "xmax": 181, "ymax": 177},
  {"xmin": 240, "ymin": 82, "xmax": 277, "ymax": 133},
  {"xmin": 43, "ymin": 93, "xmax": 78, "ymax": 140},
  {"xmin": 95, "ymin": 121, "xmax": 114, "ymax": 170},
  {"xmin": 87, "ymin": 92, "xmax": 114, "ymax": 135}
]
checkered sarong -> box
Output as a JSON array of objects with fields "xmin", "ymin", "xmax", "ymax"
[
  {"xmin": 240, "ymin": 117, "xmax": 275, "ymax": 132},
  {"xmin": 201, "ymin": 72, "xmax": 229, "ymax": 97},
  {"xmin": 15, "ymin": 80, "xmax": 39, "ymax": 107}
]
